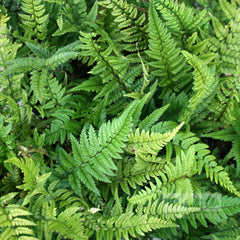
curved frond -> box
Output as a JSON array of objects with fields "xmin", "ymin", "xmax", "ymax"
[{"xmin": 128, "ymin": 122, "xmax": 184, "ymax": 154}]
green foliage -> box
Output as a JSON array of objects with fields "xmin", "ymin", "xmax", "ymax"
[{"xmin": 1, "ymin": 0, "xmax": 240, "ymax": 239}]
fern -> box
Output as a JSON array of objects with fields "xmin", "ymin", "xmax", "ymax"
[
  {"xmin": 178, "ymin": 192, "xmax": 240, "ymax": 232},
  {"xmin": 47, "ymin": 207, "xmax": 88, "ymax": 240},
  {"xmin": 180, "ymin": 51, "xmax": 218, "ymax": 123},
  {"xmin": 204, "ymin": 0, "xmax": 240, "ymax": 74},
  {"xmin": 56, "ymin": 102, "xmax": 137, "ymax": 196},
  {"xmin": 51, "ymin": 0, "xmax": 88, "ymax": 37},
  {"xmin": 127, "ymin": 121, "xmax": 184, "ymax": 155},
  {"xmin": 1, "ymin": 1, "xmax": 240, "ymax": 239},
  {"xmin": 97, "ymin": 212, "xmax": 178, "ymax": 240},
  {"xmin": 19, "ymin": 0, "xmax": 49, "ymax": 40},
  {"xmin": 203, "ymin": 102, "xmax": 240, "ymax": 176},
  {"xmin": 99, "ymin": 0, "xmax": 148, "ymax": 52},
  {"xmin": 146, "ymin": 2, "xmax": 191, "ymax": 95},
  {"xmin": 129, "ymin": 146, "xmax": 198, "ymax": 205},
  {"xmin": 0, "ymin": 193, "xmax": 37, "ymax": 240},
  {"xmin": 202, "ymin": 218, "xmax": 240, "ymax": 240},
  {"xmin": 154, "ymin": 0, "xmax": 209, "ymax": 35}
]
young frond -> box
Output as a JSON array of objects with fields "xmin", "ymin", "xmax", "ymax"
[
  {"xmin": 47, "ymin": 207, "xmax": 88, "ymax": 240},
  {"xmin": 0, "ymin": 193, "xmax": 37, "ymax": 240},
  {"xmin": 0, "ymin": 12, "xmax": 22, "ymax": 68},
  {"xmin": 128, "ymin": 122, "xmax": 184, "ymax": 155},
  {"xmin": 5, "ymin": 157, "xmax": 51, "ymax": 205},
  {"xmin": 129, "ymin": 146, "xmax": 197, "ymax": 205},
  {"xmin": 99, "ymin": 212, "xmax": 177, "ymax": 240},
  {"xmin": 145, "ymin": 199, "xmax": 200, "ymax": 222}
]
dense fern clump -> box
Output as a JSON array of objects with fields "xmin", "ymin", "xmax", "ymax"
[{"xmin": 0, "ymin": 0, "xmax": 240, "ymax": 239}]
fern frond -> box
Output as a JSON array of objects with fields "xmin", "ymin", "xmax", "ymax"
[
  {"xmin": 219, "ymin": 0, "xmax": 238, "ymax": 20},
  {"xmin": 199, "ymin": 147, "xmax": 240, "ymax": 196},
  {"xmin": 202, "ymin": 127, "xmax": 235, "ymax": 142},
  {"xmin": 19, "ymin": 0, "xmax": 49, "ymax": 40},
  {"xmin": 139, "ymin": 104, "xmax": 170, "ymax": 131},
  {"xmin": 30, "ymin": 70, "xmax": 48, "ymax": 103},
  {"xmin": 203, "ymin": 102, "xmax": 240, "ymax": 176},
  {"xmin": 99, "ymin": 212, "xmax": 177, "ymax": 240},
  {"xmin": 207, "ymin": 78, "xmax": 239, "ymax": 126},
  {"xmin": 201, "ymin": 218, "xmax": 240, "ymax": 240},
  {"xmin": 180, "ymin": 51, "xmax": 218, "ymax": 123},
  {"xmin": 128, "ymin": 122, "xmax": 184, "ymax": 155},
  {"xmin": 179, "ymin": 192, "xmax": 240, "ymax": 232},
  {"xmin": 147, "ymin": 2, "xmax": 191, "ymax": 92},
  {"xmin": 129, "ymin": 146, "xmax": 197, "ymax": 205},
  {"xmin": 52, "ymin": 0, "xmax": 87, "ymax": 36},
  {"xmin": 57, "ymin": 102, "xmax": 137, "ymax": 196},
  {"xmin": 2, "ymin": 57, "xmax": 44, "ymax": 76},
  {"xmin": 5, "ymin": 157, "xmax": 51, "ymax": 205},
  {"xmin": 46, "ymin": 45, "xmax": 80, "ymax": 70},
  {"xmin": 114, "ymin": 154, "xmax": 166, "ymax": 194},
  {"xmin": 0, "ymin": 193, "xmax": 37, "ymax": 240},
  {"xmin": 25, "ymin": 41, "xmax": 51, "ymax": 58},
  {"xmin": 78, "ymin": 31, "xmax": 130, "ymax": 102},
  {"xmin": 205, "ymin": 2, "xmax": 240, "ymax": 74},
  {"xmin": 146, "ymin": 199, "xmax": 200, "ymax": 222},
  {"xmin": 0, "ymin": 12, "xmax": 22, "ymax": 67},
  {"xmin": 45, "ymin": 109, "xmax": 80, "ymax": 144},
  {"xmin": 47, "ymin": 207, "xmax": 88, "ymax": 240},
  {"xmin": 99, "ymin": 0, "xmax": 148, "ymax": 51},
  {"xmin": 154, "ymin": 0, "xmax": 209, "ymax": 34}
]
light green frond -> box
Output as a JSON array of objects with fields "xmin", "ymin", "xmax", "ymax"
[
  {"xmin": 219, "ymin": 0, "xmax": 237, "ymax": 20},
  {"xmin": 129, "ymin": 146, "xmax": 197, "ymax": 205},
  {"xmin": 180, "ymin": 51, "xmax": 218, "ymax": 123},
  {"xmin": 0, "ymin": 193, "xmax": 37, "ymax": 240},
  {"xmin": 146, "ymin": 199, "xmax": 200, "ymax": 221},
  {"xmin": 4, "ymin": 158, "xmax": 51, "ymax": 202},
  {"xmin": 0, "ymin": 12, "xmax": 22, "ymax": 66},
  {"xmin": 101, "ymin": 212, "xmax": 177, "ymax": 240},
  {"xmin": 47, "ymin": 207, "xmax": 88, "ymax": 240},
  {"xmin": 154, "ymin": 0, "xmax": 209, "ymax": 34},
  {"xmin": 201, "ymin": 153, "xmax": 240, "ymax": 196},
  {"xmin": 128, "ymin": 122, "xmax": 184, "ymax": 154}
]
